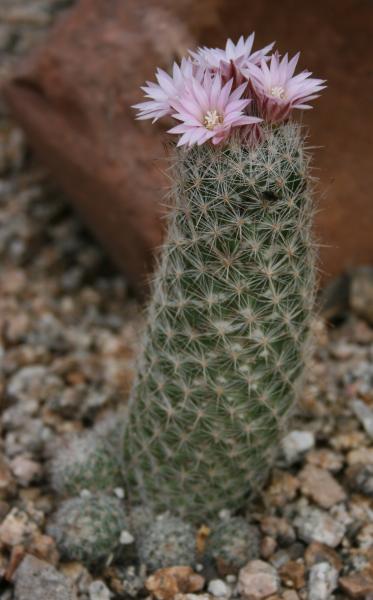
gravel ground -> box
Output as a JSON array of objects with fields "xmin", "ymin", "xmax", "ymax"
[{"xmin": 1, "ymin": 3, "xmax": 373, "ymax": 599}]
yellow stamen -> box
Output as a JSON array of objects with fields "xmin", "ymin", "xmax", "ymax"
[
  {"xmin": 270, "ymin": 86, "xmax": 286, "ymax": 100},
  {"xmin": 204, "ymin": 109, "xmax": 224, "ymax": 130}
]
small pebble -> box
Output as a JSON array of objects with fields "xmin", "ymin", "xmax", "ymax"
[
  {"xmin": 347, "ymin": 447, "xmax": 373, "ymax": 465},
  {"xmin": 0, "ymin": 508, "xmax": 38, "ymax": 547},
  {"xmin": 10, "ymin": 456, "xmax": 42, "ymax": 487},
  {"xmin": 120, "ymin": 530, "xmax": 134, "ymax": 545},
  {"xmin": 339, "ymin": 570, "xmax": 373, "ymax": 599},
  {"xmin": 207, "ymin": 579, "xmax": 231, "ymax": 598},
  {"xmin": 279, "ymin": 560, "xmax": 305, "ymax": 589},
  {"xmin": 260, "ymin": 536, "xmax": 277, "ymax": 560},
  {"xmin": 0, "ymin": 458, "xmax": 16, "ymax": 498},
  {"xmin": 282, "ymin": 592, "xmax": 299, "ymax": 600},
  {"xmin": 298, "ymin": 464, "xmax": 346, "ymax": 509},
  {"xmin": 266, "ymin": 470, "xmax": 300, "ymax": 507},
  {"xmin": 114, "ymin": 487, "xmax": 125, "ymax": 499},
  {"xmin": 304, "ymin": 542, "xmax": 342, "ymax": 571},
  {"xmin": 269, "ymin": 549, "xmax": 292, "ymax": 569},
  {"xmin": 89, "ymin": 580, "xmax": 112, "ymax": 600},
  {"xmin": 346, "ymin": 464, "xmax": 373, "ymax": 496},
  {"xmin": 237, "ymin": 560, "xmax": 279, "ymax": 600},
  {"xmin": 261, "ymin": 517, "xmax": 295, "ymax": 546},
  {"xmin": 13, "ymin": 555, "xmax": 77, "ymax": 600},
  {"xmin": 308, "ymin": 561, "xmax": 338, "ymax": 600},
  {"xmin": 282, "ymin": 431, "xmax": 315, "ymax": 464},
  {"xmin": 295, "ymin": 508, "xmax": 346, "ymax": 548},
  {"xmin": 356, "ymin": 523, "xmax": 373, "ymax": 550},
  {"xmin": 305, "ymin": 448, "xmax": 343, "ymax": 472},
  {"xmin": 352, "ymin": 399, "xmax": 373, "ymax": 439},
  {"xmin": 331, "ymin": 431, "xmax": 367, "ymax": 451},
  {"xmin": 145, "ymin": 566, "xmax": 204, "ymax": 600}
]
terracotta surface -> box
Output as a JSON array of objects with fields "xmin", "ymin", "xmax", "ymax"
[
  {"xmin": 2, "ymin": 0, "xmax": 222, "ymax": 295},
  {"xmin": 3, "ymin": 0, "xmax": 372, "ymax": 292}
]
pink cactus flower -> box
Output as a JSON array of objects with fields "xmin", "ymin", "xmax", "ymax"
[
  {"xmin": 190, "ymin": 34, "xmax": 274, "ymax": 81},
  {"xmin": 168, "ymin": 74, "xmax": 262, "ymax": 147},
  {"xmin": 133, "ymin": 58, "xmax": 197, "ymax": 122},
  {"xmin": 133, "ymin": 38, "xmax": 325, "ymax": 146},
  {"xmin": 245, "ymin": 52, "xmax": 326, "ymax": 122}
]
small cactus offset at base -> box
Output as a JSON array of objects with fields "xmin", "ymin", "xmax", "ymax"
[
  {"xmin": 123, "ymin": 123, "xmax": 317, "ymax": 520},
  {"xmin": 50, "ymin": 431, "xmax": 123, "ymax": 496},
  {"xmin": 137, "ymin": 513, "xmax": 196, "ymax": 571},
  {"xmin": 129, "ymin": 504, "xmax": 155, "ymax": 538},
  {"xmin": 206, "ymin": 516, "xmax": 261, "ymax": 574},
  {"xmin": 47, "ymin": 494, "xmax": 126, "ymax": 567}
]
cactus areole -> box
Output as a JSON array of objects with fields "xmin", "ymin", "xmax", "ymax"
[{"xmin": 124, "ymin": 35, "xmax": 325, "ymax": 521}]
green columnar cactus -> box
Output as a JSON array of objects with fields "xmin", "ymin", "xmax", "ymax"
[{"xmin": 123, "ymin": 122, "xmax": 316, "ymax": 520}]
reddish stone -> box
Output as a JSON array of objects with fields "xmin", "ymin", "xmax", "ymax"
[
  {"xmin": 298, "ymin": 464, "xmax": 346, "ymax": 509},
  {"xmin": 339, "ymin": 571, "xmax": 373, "ymax": 599},
  {"xmin": 279, "ymin": 560, "xmax": 305, "ymax": 590},
  {"xmin": 145, "ymin": 566, "xmax": 205, "ymax": 600},
  {"xmin": 304, "ymin": 542, "xmax": 342, "ymax": 572}
]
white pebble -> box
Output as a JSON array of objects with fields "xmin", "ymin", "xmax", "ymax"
[
  {"xmin": 89, "ymin": 580, "xmax": 112, "ymax": 600},
  {"xmin": 114, "ymin": 487, "xmax": 125, "ymax": 499},
  {"xmin": 308, "ymin": 562, "xmax": 338, "ymax": 600},
  {"xmin": 80, "ymin": 489, "xmax": 92, "ymax": 498},
  {"xmin": 283, "ymin": 430, "xmax": 315, "ymax": 464},
  {"xmin": 120, "ymin": 530, "xmax": 134, "ymax": 545},
  {"xmin": 218, "ymin": 509, "xmax": 231, "ymax": 521},
  {"xmin": 208, "ymin": 579, "xmax": 231, "ymax": 598}
]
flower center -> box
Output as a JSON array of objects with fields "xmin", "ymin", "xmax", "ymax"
[
  {"xmin": 203, "ymin": 110, "xmax": 224, "ymax": 130},
  {"xmin": 270, "ymin": 86, "xmax": 286, "ymax": 100}
]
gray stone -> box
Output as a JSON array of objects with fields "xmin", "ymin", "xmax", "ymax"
[
  {"xmin": 308, "ymin": 561, "xmax": 338, "ymax": 600},
  {"xmin": 120, "ymin": 565, "xmax": 146, "ymax": 598},
  {"xmin": 89, "ymin": 580, "xmax": 112, "ymax": 600},
  {"xmin": 4, "ymin": 418, "xmax": 52, "ymax": 457},
  {"xmin": 352, "ymin": 399, "xmax": 373, "ymax": 439},
  {"xmin": 295, "ymin": 508, "xmax": 345, "ymax": 548},
  {"xmin": 208, "ymin": 579, "xmax": 231, "ymax": 598},
  {"xmin": 282, "ymin": 430, "xmax": 315, "ymax": 464},
  {"xmin": 347, "ymin": 464, "xmax": 373, "ymax": 497},
  {"xmin": 10, "ymin": 455, "xmax": 42, "ymax": 486},
  {"xmin": 6, "ymin": 365, "xmax": 62, "ymax": 403},
  {"xmin": 14, "ymin": 555, "xmax": 77, "ymax": 600}
]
